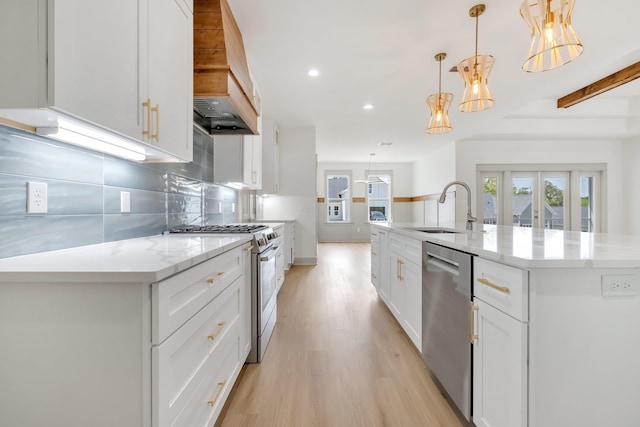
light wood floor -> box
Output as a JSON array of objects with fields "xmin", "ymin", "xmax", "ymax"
[{"xmin": 217, "ymin": 242, "xmax": 464, "ymax": 427}]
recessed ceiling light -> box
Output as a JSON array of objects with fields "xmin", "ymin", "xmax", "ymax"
[
  {"xmin": 378, "ymin": 142, "xmax": 393, "ymax": 146},
  {"xmin": 308, "ymin": 69, "xmax": 320, "ymax": 77},
  {"xmin": 363, "ymin": 104, "xmax": 374, "ymax": 110}
]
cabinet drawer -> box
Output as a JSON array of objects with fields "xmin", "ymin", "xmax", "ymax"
[
  {"xmin": 153, "ymin": 279, "xmax": 241, "ymax": 427},
  {"xmin": 389, "ymin": 232, "xmax": 421, "ymax": 266},
  {"xmin": 474, "ymin": 258, "xmax": 528, "ymax": 321},
  {"xmin": 152, "ymin": 245, "xmax": 242, "ymax": 343},
  {"xmin": 172, "ymin": 330, "xmax": 241, "ymax": 427}
]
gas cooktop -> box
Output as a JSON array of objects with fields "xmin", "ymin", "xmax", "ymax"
[{"xmin": 169, "ymin": 224, "xmax": 269, "ymax": 234}]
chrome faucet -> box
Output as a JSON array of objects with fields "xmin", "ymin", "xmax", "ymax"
[{"xmin": 438, "ymin": 181, "xmax": 477, "ymax": 230}]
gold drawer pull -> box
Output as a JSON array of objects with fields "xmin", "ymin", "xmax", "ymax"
[
  {"xmin": 142, "ymin": 99, "xmax": 151, "ymax": 138},
  {"xmin": 207, "ymin": 380, "xmax": 227, "ymax": 407},
  {"xmin": 207, "ymin": 322, "xmax": 226, "ymax": 341},
  {"xmin": 469, "ymin": 302, "xmax": 478, "ymax": 343},
  {"xmin": 477, "ymin": 277, "xmax": 510, "ymax": 294},
  {"xmin": 150, "ymin": 103, "xmax": 159, "ymax": 141},
  {"xmin": 372, "ymin": 251, "xmax": 377, "ymax": 256},
  {"xmin": 207, "ymin": 272, "xmax": 225, "ymax": 284},
  {"xmin": 244, "ymin": 245, "xmax": 254, "ymax": 252}
]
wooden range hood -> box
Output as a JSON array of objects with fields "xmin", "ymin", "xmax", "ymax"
[{"xmin": 194, "ymin": 0, "xmax": 259, "ymax": 134}]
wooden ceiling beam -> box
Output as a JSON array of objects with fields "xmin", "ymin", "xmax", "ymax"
[{"xmin": 557, "ymin": 61, "xmax": 640, "ymax": 108}]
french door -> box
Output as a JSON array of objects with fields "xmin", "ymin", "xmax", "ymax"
[{"xmin": 478, "ymin": 166, "xmax": 602, "ymax": 232}]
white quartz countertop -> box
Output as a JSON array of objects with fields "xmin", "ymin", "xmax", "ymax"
[
  {"xmin": 0, "ymin": 234, "xmax": 251, "ymax": 283},
  {"xmin": 375, "ymin": 223, "xmax": 640, "ymax": 269}
]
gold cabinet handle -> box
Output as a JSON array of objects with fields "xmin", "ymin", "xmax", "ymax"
[
  {"xmin": 372, "ymin": 273, "xmax": 377, "ymax": 279},
  {"xmin": 207, "ymin": 322, "xmax": 226, "ymax": 341},
  {"xmin": 379, "ymin": 231, "xmax": 386, "ymax": 234},
  {"xmin": 372, "ymin": 251, "xmax": 377, "ymax": 256},
  {"xmin": 477, "ymin": 277, "xmax": 510, "ymax": 294},
  {"xmin": 469, "ymin": 302, "xmax": 478, "ymax": 343},
  {"xmin": 207, "ymin": 380, "xmax": 227, "ymax": 407},
  {"xmin": 244, "ymin": 244, "xmax": 254, "ymax": 252},
  {"xmin": 398, "ymin": 259, "xmax": 404, "ymax": 281},
  {"xmin": 142, "ymin": 99, "xmax": 151, "ymax": 138},
  {"xmin": 207, "ymin": 272, "xmax": 225, "ymax": 284},
  {"xmin": 396, "ymin": 259, "xmax": 400, "ymax": 280},
  {"xmin": 150, "ymin": 103, "xmax": 159, "ymax": 141}
]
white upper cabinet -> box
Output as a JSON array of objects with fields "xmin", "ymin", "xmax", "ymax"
[
  {"xmin": 259, "ymin": 119, "xmax": 280, "ymax": 194},
  {"xmin": 146, "ymin": 0, "xmax": 194, "ymax": 161},
  {"xmin": 213, "ymin": 133, "xmax": 263, "ymax": 189},
  {"xmin": 0, "ymin": 0, "xmax": 193, "ymax": 162}
]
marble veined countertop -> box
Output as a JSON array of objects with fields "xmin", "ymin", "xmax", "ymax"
[
  {"xmin": 0, "ymin": 234, "xmax": 251, "ymax": 283},
  {"xmin": 375, "ymin": 223, "xmax": 640, "ymax": 269}
]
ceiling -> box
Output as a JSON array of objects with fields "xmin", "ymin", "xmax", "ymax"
[{"xmin": 227, "ymin": 0, "xmax": 640, "ymax": 163}]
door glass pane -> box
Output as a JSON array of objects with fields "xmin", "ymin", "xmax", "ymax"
[
  {"xmin": 581, "ymin": 176, "xmax": 595, "ymax": 232},
  {"xmin": 512, "ymin": 177, "xmax": 533, "ymax": 228},
  {"xmin": 543, "ymin": 176, "xmax": 565, "ymax": 230},
  {"xmin": 327, "ymin": 175, "xmax": 349, "ymax": 222},
  {"xmin": 482, "ymin": 176, "xmax": 498, "ymax": 224},
  {"xmin": 367, "ymin": 174, "xmax": 390, "ymax": 222}
]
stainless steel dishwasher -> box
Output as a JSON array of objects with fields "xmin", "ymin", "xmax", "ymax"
[{"xmin": 422, "ymin": 242, "xmax": 473, "ymax": 421}]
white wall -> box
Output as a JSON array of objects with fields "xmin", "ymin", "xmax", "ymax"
[
  {"xmin": 260, "ymin": 127, "xmax": 318, "ymax": 264},
  {"xmin": 455, "ymin": 139, "xmax": 626, "ymax": 234},
  {"xmin": 411, "ymin": 140, "xmax": 457, "ymax": 225},
  {"xmin": 622, "ymin": 136, "xmax": 640, "ymax": 235},
  {"xmin": 412, "ymin": 140, "xmax": 457, "ymax": 195},
  {"xmin": 316, "ymin": 161, "xmax": 413, "ymax": 242}
]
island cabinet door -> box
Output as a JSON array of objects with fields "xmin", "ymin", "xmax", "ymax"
[{"xmin": 473, "ymin": 298, "xmax": 528, "ymax": 427}]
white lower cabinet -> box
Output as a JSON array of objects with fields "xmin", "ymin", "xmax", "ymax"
[
  {"xmin": 472, "ymin": 258, "xmax": 528, "ymax": 427},
  {"xmin": 371, "ymin": 229, "xmax": 381, "ymax": 290},
  {"xmin": 473, "ymin": 298, "xmax": 528, "ymax": 427},
  {"xmin": 152, "ymin": 243, "xmax": 251, "ymax": 427},
  {"xmin": 378, "ymin": 230, "xmax": 390, "ymax": 302},
  {"xmin": 153, "ymin": 280, "xmax": 242, "ymax": 427},
  {"xmin": 386, "ymin": 230, "xmax": 422, "ymax": 351},
  {"xmin": 0, "ymin": 241, "xmax": 250, "ymax": 427}
]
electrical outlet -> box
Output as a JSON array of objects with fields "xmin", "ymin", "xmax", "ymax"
[
  {"xmin": 601, "ymin": 275, "xmax": 639, "ymax": 297},
  {"xmin": 27, "ymin": 182, "xmax": 48, "ymax": 213},
  {"xmin": 120, "ymin": 191, "xmax": 131, "ymax": 213}
]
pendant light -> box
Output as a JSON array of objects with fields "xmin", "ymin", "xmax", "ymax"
[
  {"xmin": 355, "ymin": 153, "xmax": 387, "ymax": 184},
  {"xmin": 458, "ymin": 4, "xmax": 495, "ymax": 113},
  {"xmin": 520, "ymin": 0, "xmax": 583, "ymax": 72},
  {"xmin": 426, "ymin": 52, "xmax": 453, "ymax": 134}
]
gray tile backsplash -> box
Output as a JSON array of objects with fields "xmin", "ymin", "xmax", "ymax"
[{"xmin": 0, "ymin": 125, "xmax": 240, "ymax": 259}]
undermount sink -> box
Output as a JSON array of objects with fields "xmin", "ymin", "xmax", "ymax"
[{"xmin": 414, "ymin": 227, "xmax": 466, "ymax": 234}]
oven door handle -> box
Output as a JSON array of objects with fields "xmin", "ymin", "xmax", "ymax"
[{"xmin": 260, "ymin": 248, "xmax": 277, "ymax": 262}]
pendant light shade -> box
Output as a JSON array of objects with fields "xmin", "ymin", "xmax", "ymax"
[
  {"xmin": 458, "ymin": 4, "xmax": 495, "ymax": 113},
  {"xmin": 520, "ymin": 0, "xmax": 583, "ymax": 72},
  {"xmin": 426, "ymin": 53, "xmax": 453, "ymax": 134}
]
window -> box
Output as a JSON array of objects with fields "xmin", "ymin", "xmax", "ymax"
[
  {"xmin": 326, "ymin": 173, "xmax": 350, "ymax": 222},
  {"xmin": 366, "ymin": 172, "xmax": 391, "ymax": 222},
  {"xmin": 477, "ymin": 165, "xmax": 604, "ymax": 232}
]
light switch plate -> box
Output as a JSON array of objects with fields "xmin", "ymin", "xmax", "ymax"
[{"xmin": 120, "ymin": 191, "xmax": 131, "ymax": 213}]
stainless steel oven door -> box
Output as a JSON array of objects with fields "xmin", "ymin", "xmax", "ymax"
[{"xmin": 258, "ymin": 247, "xmax": 277, "ymax": 335}]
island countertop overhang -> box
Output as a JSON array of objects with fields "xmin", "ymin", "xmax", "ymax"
[{"xmin": 372, "ymin": 223, "xmax": 640, "ymax": 269}]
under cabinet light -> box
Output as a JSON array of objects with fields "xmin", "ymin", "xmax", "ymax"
[{"xmin": 36, "ymin": 118, "xmax": 147, "ymax": 161}]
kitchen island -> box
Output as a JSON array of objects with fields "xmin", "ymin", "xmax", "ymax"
[
  {"xmin": 0, "ymin": 234, "xmax": 252, "ymax": 427},
  {"xmin": 371, "ymin": 223, "xmax": 640, "ymax": 427}
]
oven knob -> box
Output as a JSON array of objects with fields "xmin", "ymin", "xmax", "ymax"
[{"xmin": 259, "ymin": 237, "xmax": 267, "ymax": 246}]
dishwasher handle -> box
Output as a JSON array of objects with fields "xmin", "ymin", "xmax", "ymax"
[{"xmin": 426, "ymin": 252, "xmax": 460, "ymax": 276}]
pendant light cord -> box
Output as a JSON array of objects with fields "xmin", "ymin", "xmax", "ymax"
[{"xmin": 474, "ymin": 13, "xmax": 479, "ymax": 74}]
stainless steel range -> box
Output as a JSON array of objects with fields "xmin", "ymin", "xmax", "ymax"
[{"xmin": 169, "ymin": 223, "xmax": 280, "ymax": 363}]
